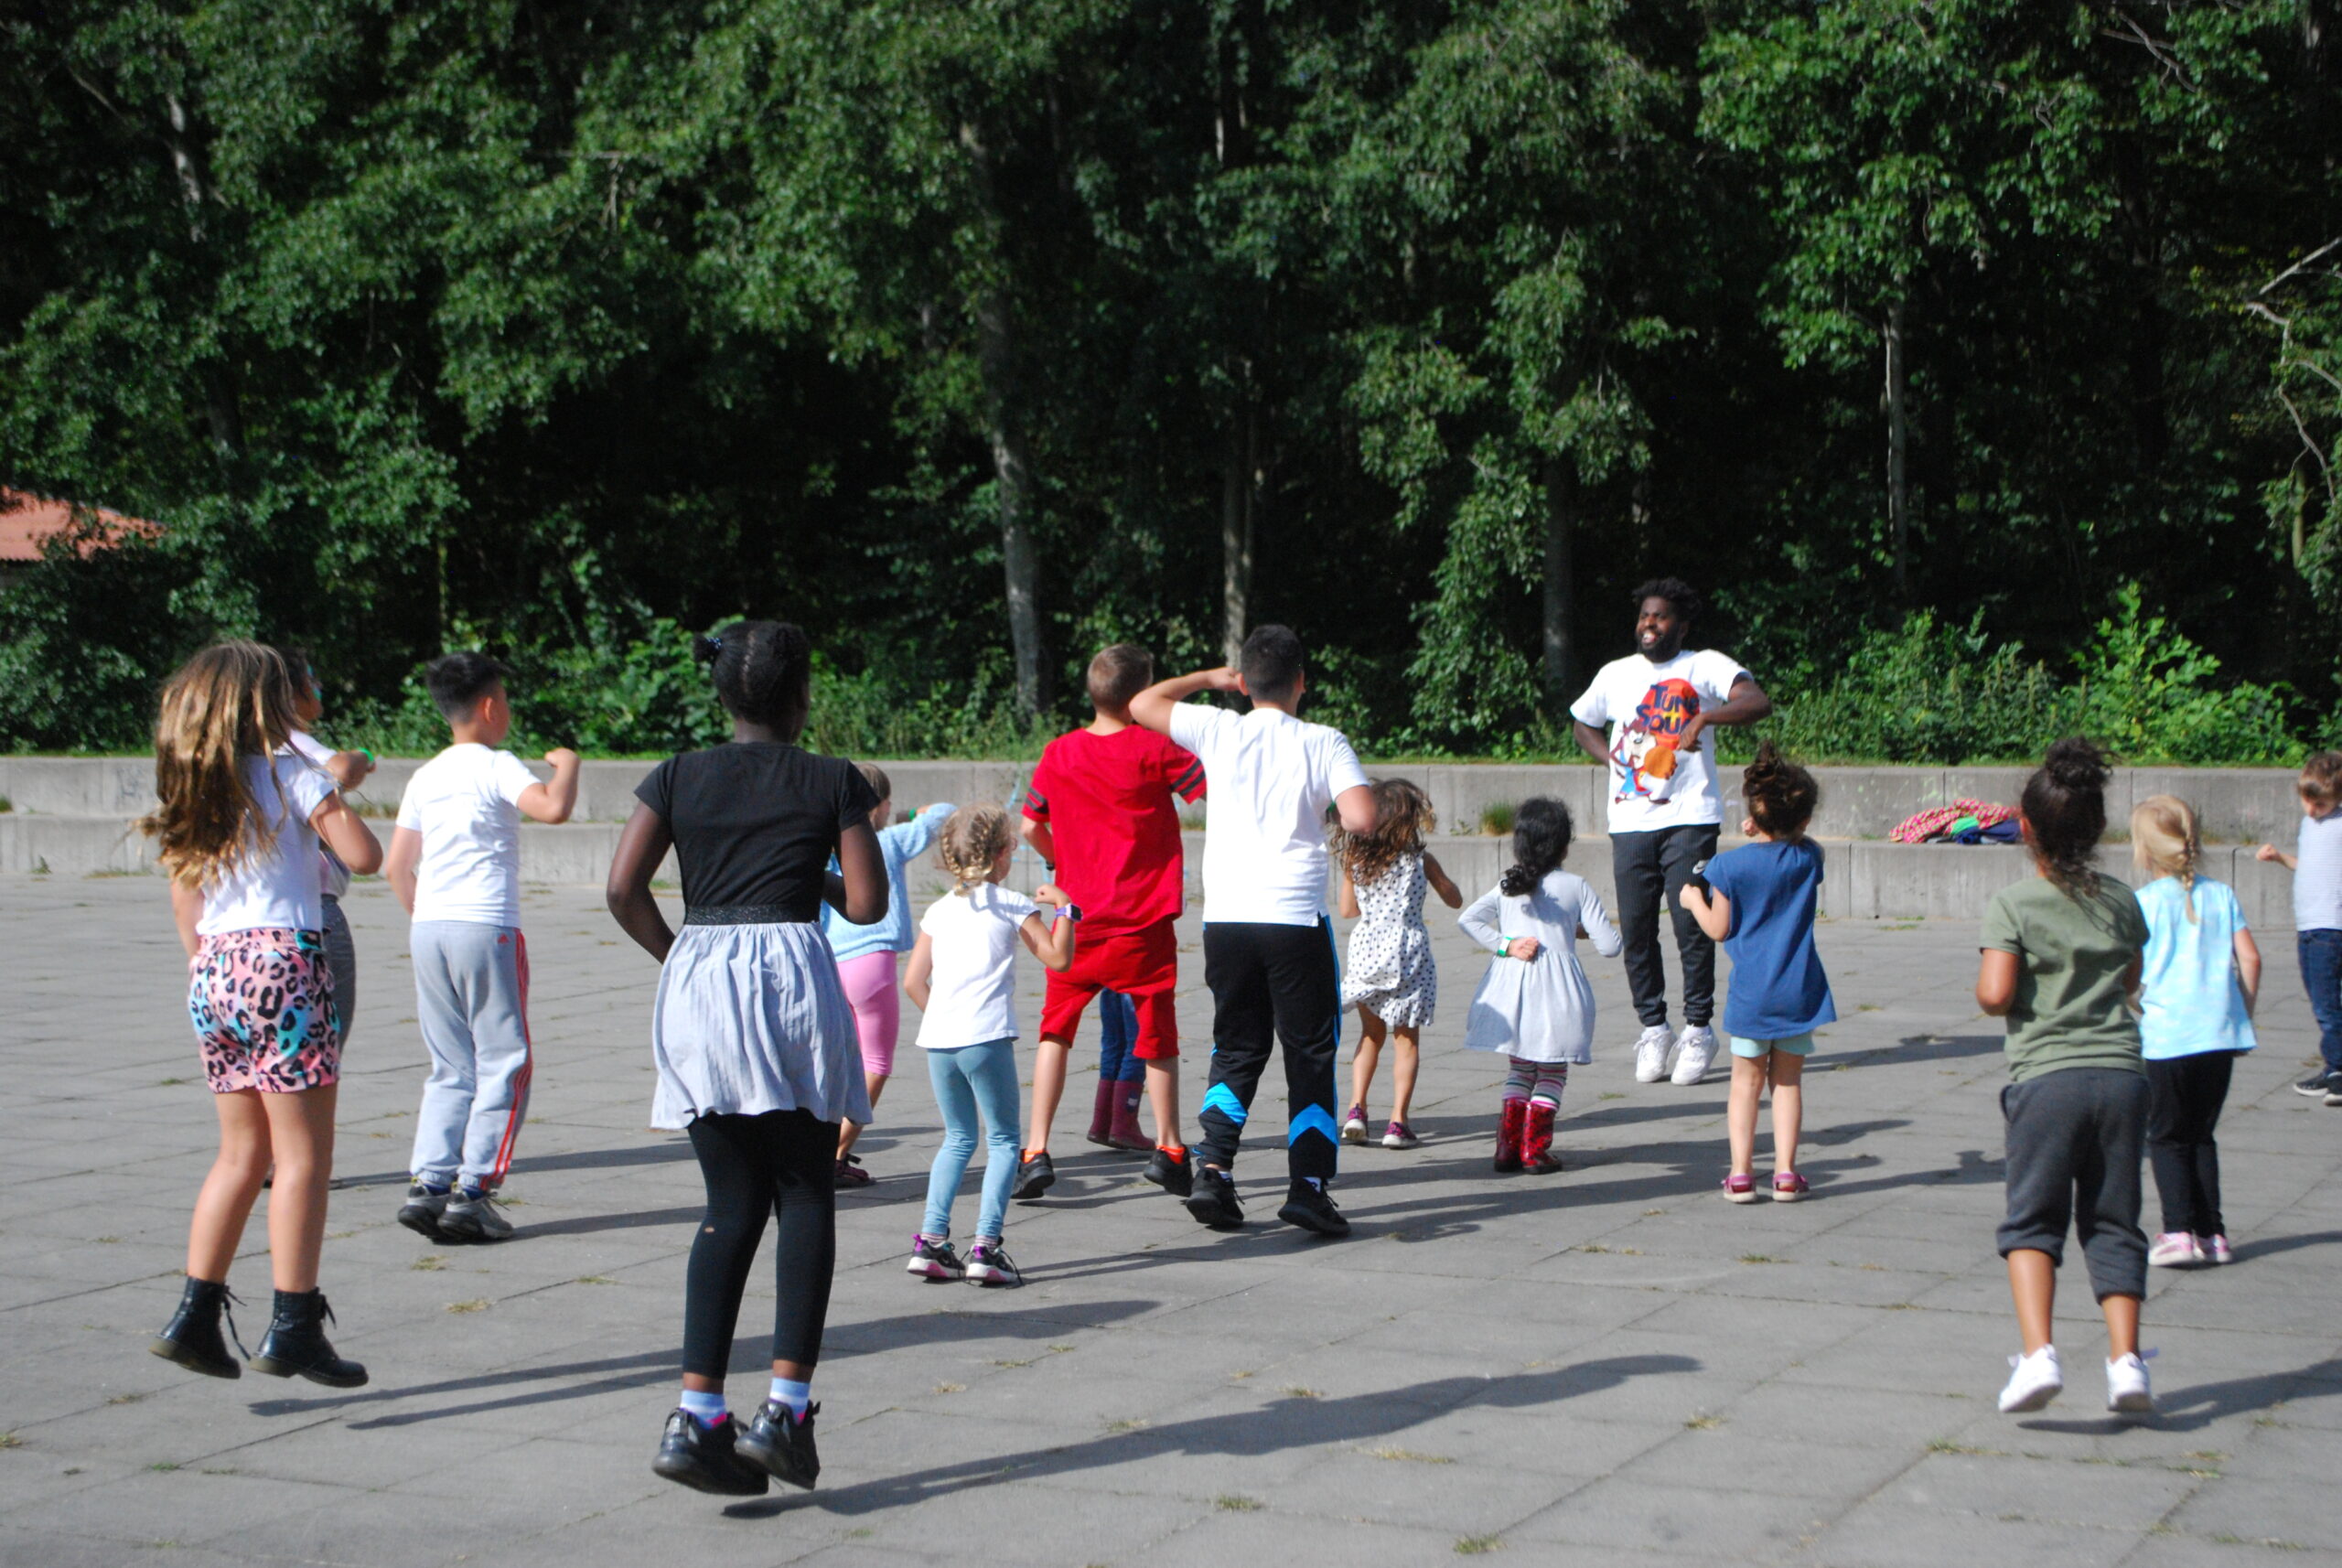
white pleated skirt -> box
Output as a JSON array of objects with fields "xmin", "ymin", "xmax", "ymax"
[{"xmin": 650, "ymin": 921, "xmax": 872, "ymax": 1131}]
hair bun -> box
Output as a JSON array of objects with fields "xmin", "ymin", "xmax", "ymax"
[
  {"xmin": 2044, "ymin": 736, "xmax": 2110, "ymax": 791},
  {"xmin": 693, "ymin": 634, "xmax": 722, "ymax": 665},
  {"xmin": 1746, "ymin": 738, "xmax": 1783, "ymax": 779}
]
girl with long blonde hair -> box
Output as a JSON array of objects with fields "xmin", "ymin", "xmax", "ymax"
[
  {"xmin": 2132, "ymin": 794, "xmax": 2260, "ymax": 1270},
  {"xmin": 140, "ymin": 641, "xmax": 382, "ymax": 1388}
]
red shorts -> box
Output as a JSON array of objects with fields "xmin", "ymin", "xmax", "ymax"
[{"xmin": 1040, "ymin": 918, "xmax": 1180, "ymax": 1060}]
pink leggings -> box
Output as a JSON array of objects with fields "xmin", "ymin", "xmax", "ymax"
[{"xmin": 837, "ymin": 950, "xmax": 902, "ymax": 1080}]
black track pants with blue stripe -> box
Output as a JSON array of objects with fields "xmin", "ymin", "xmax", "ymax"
[{"xmin": 1197, "ymin": 918, "xmax": 1341, "ymax": 1183}]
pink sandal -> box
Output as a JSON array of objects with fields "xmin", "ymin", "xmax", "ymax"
[
  {"xmin": 1772, "ymin": 1170, "xmax": 1809, "ymax": 1202},
  {"xmin": 1721, "ymin": 1172, "xmax": 1759, "ymax": 1205}
]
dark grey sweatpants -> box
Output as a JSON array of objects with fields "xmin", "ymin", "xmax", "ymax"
[{"xmin": 1996, "ymin": 1066, "xmax": 2149, "ymax": 1301}]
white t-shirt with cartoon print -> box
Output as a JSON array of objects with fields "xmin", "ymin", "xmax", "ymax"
[{"xmin": 1570, "ymin": 649, "xmax": 1750, "ymax": 834}]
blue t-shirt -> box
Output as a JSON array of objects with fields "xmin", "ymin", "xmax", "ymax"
[
  {"xmin": 1705, "ymin": 838, "xmax": 1836, "ymax": 1039},
  {"xmin": 2137, "ymin": 875, "xmax": 2257, "ymax": 1060}
]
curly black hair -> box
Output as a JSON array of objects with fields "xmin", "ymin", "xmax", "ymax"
[
  {"xmin": 1630, "ymin": 577, "xmax": 1703, "ymax": 623},
  {"xmin": 1500, "ymin": 798, "xmax": 1574, "ymax": 896}
]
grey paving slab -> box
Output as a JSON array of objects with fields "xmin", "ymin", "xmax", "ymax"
[{"xmin": 5, "ymin": 879, "xmax": 2342, "ymax": 1567}]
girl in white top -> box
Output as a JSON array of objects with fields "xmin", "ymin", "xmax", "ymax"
[
  {"xmin": 1458, "ymin": 799, "xmax": 1620, "ymax": 1176},
  {"xmin": 138, "ymin": 642, "xmax": 382, "ymax": 1391},
  {"xmin": 901, "ymin": 806, "xmax": 1075, "ymax": 1287}
]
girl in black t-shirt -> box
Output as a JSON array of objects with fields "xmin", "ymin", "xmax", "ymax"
[{"xmin": 607, "ymin": 621, "xmax": 887, "ymax": 1498}]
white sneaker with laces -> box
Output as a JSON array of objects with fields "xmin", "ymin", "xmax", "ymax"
[
  {"xmin": 1671, "ymin": 1025, "xmax": 1719, "ymax": 1086},
  {"xmin": 2106, "ymin": 1350, "xmax": 2155, "ymax": 1413},
  {"xmin": 1998, "ymin": 1345, "xmax": 2063, "ymax": 1413},
  {"xmin": 1632, "ymin": 1026, "xmax": 1674, "ymax": 1083}
]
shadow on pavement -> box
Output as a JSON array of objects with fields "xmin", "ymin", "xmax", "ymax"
[{"xmin": 2020, "ymin": 1357, "xmax": 2342, "ymax": 1434}]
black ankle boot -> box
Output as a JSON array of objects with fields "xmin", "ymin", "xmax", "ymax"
[
  {"xmin": 148, "ymin": 1276, "xmax": 242, "ymax": 1380},
  {"xmin": 249, "ymin": 1288, "xmax": 368, "ymax": 1388}
]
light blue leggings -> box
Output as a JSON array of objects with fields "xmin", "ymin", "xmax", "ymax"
[{"xmin": 922, "ymin": 1036, "xmax": 1022, "ymax": 1241}]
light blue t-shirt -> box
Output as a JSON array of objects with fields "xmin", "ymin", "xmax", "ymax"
[
  {"xmin": 822, "ymin": 802, "xmax": 957, "ymax": 963},
  {"xmin": 2296, "ymin": 811, "xmax": 2342, "ymax": 932},
  {"xmin": 2137, "ymin": 875, "xmax": 2257, "ymax": 1060}
]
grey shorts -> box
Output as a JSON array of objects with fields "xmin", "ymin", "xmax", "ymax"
[{"xmin": 1997, "ymin": 1067, "xmax": 2149, "ymax": 1301}]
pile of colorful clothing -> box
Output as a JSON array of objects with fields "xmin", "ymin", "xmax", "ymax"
[{"xmin": 1889, "ymin": 799, "xmax": 2020, "ymax": 845}]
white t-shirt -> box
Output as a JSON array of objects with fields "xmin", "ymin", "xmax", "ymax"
[
  {"xmin": 396, "ymin": 743, "xmax": 541, "ymax": 926},
  {"xmin": 286, "ymin": 731, "xmax": 351, "ymax": 900},
  {"xmin": 1570, "ymin": 650, "xmax": 1751, "ymax": 833},
  {"xmin": 2296, "ymin": 811, "xmax": 2342, "ymax": 932},
  {"xmin": 1166, "ymin": 703, "xmax": 1370, "ymax": 926},
  {"xmin": 915, "ymin": 884, "xmax": 1044, "ymax": 1049},
  {"xmin": 197, "ymin": 755, "xmax": 338, "ymax": 937}
]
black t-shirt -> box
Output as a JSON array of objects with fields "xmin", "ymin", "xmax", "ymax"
[{"xmin": 635, "ymin": 743, "xmax": 878, "ymax": 919}]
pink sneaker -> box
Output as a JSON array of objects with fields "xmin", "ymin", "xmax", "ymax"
[
  {"xmin": 1721, "ymin": 1172, "xmax": 1759, "ymax": 1205},
  {"xmin": 2147, "ymin": 1232, "xmax": 2204, "ymax": 1268},
  {"xmin": 2200, "ymin": 1234, "xmax": 2234, "ymax": 1265}
]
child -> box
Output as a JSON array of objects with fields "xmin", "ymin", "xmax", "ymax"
[
  {"xmin": 902, "ymin": 806, "xmax": 1076, "ymax": 1285},
  {"xmin": 1091, "ymin": 991, "xmax": 1148, "ymax": 1151},
  {"xmin": 822, "ymin": 763, "xmax": 956, "ymax": 1187},
  {"xmin": 2253, "ymin": 751, "xmax": 2342, "ymax": 1101},
  {"xmin": 607, "ymin": 619, "xmax": 887, "ymax": 1498},
  {"xmin": 140, "ymin": 642, "xmax": 382, "ymax": 1389},
  {"xmin": 383, "ymin": 652, "xmax": 580, "ymax": 1244},
  {"xmin": 2135, "ymin": 796, "xmax": 2260, "ymax": 1266},
  {"xmin": 1458, "ymin": 799, "xmax": 1620, "ymax": 1173},
  {"xmin": 1017, "ymin": 643, "xmax": 1207, "ymax": 1201},
  {"xmin": 1680, "ymin": 744, "xmax": 1836, "ymax": 1203},
  {"xmin": 274, "ymin": 646, "xmax": 375, "ymax": 1044},
  {"xmin": 1337, "ymin": 778, "xmax": 1462, "ymax": 1149},
  {"xmin": 1975, "ymin": 738, "xmax": 2154, "ymax": 1415},
  {"xmin": 1132, "ymin": 625, "xmax": 1376, "ymax": 1237}
]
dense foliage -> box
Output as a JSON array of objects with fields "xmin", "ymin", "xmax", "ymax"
[{"xmin": 2, "ymin": 1, "xmax": 2337, "ymax": 762}]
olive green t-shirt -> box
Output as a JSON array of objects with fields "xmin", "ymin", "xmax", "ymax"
[{"xmin": 1980, "ymin": 874, "xmax": 2148, "ymax": 1082}]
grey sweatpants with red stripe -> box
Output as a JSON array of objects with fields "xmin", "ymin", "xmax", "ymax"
[{"xmin": 408, "ymin": 922, "xmax": 532, "ymax": 1191}]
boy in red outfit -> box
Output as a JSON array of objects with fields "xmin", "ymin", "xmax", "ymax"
[{"xmin": 1015, "ymin": 644, "xmax": 1207, "ymax": 1201}]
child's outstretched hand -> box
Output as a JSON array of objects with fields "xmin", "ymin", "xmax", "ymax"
[
  {"xmin": 1032, "ymin": 882, "xmax": 1070, "ymax": 908},
  {"xmin": 1505, "ymin": 937, "xmax": 1542, "ymax": 961},
  {"xmin": 2256, "ymin": 843, "xmax": 2281, "ymax": 863},
  {"xmin": 546, "ymin": 746, "xmax": 581, "ymax": 769}
]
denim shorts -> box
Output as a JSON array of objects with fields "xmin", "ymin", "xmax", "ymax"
[{"xmin": 1729, "ymin": 1032, "xmax": 1814, "ymax": 1059}]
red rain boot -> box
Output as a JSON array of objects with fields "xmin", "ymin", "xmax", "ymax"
[
  {"xmin": 1108, "ymin": 1080, "xmax": 1151, "ymax": 1152},
  {"xmin": 1084, "ymin": 1078, "xmax": 1119, "ymax": 1147},
  {"xmin": 1494, "ymin": 1099, "xmax": 1528, "ymax": 1173},
  {"xmin": 1522, "ymin": 1100, "xmax": 1563, "ymax": 1175}
]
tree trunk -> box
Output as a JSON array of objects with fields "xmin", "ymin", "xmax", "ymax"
[
  {"xmin": 166, "ymin": 92, "xmax": 243, "ymax": 464},
  {"xmin": 978, "ymin": 288, "xmax": 1047, "ymax": 717},
  {"xmin": 1221, "ymin": 409, "xmax": 1256, "ymax": 668},
  {"xmin": 1885, "ymin": 296, "xmax": 1908, "ymax": 597},
  {"xmin": 1541, "ymin": 456, "xmax": 1575, "ymax": 714}
]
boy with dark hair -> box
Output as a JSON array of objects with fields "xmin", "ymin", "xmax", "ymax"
[
  {"xmin": 384, "ymin": 653, "xmax": 581, "ymax": 1242},
  {"xmin": 1017, "ymin": 644, "xmax": 1207, "ymax": 1200},
  {"xmin": 1570, "ymin": 579, "xmax": 1771, "ymax": 1089},
  {"xmin": 1133, "ymin": 626, "xmax": 1377, "ymax": 1236}
]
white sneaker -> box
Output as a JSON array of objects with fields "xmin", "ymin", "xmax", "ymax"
[
  {"xmin": 2148, "ymin": 1232, "xmax": 2203, "ymax": 1268},
  {"xmin": 1671, "ymin": 1025, "xmax": 1719, "ymax": 1086},
  {"xmin": 2106, "ymin": 1350, "xmax": 2155, "ymax": 1413},
  {"xmin": 1998, "ymin": 1346, "xmax": 2063, "ymax": 1413},
  {"xmin": 1632, "ymin": 1026, "xmax": 1675, "ymax": 1083}
]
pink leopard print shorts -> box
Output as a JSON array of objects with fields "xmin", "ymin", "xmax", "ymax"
[{"xmin": 188, "ymin": 928, "xmax": 343, "ymax": 1094}]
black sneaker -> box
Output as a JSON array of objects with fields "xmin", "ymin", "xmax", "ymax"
[
  {"xmin": 1011, "ymin": 1150, "xmax": 1057, "ymax": 1200},
  {"xmin": 736, "ymin": 1400, "xmax": 820, "ymax": 1489},
  {"xmin": 2294, "ymin": 1071, "xmax": 2339, "ymax": 1099},
  {"xmin": 1184, "ymin": 1165, "xmax": 1244, "ymax": 1230},
  {"xmin": 965, "ymin": 1240, "xmax": 1023, "ymax": 1288},
  {"xmin": 905, "ymin": 1235, "xmax": 965, "ymax": 1281},
  {"xmin": 438, "ymin": 1187, "xmax": 514, "ymax": 1243},
  {"xmin": 2326, "ymin": 1083, "xmax": 2342, "ymax": 1109},
  {"xmin": 652, "ymin": 1409, "xmax": 769, "ymax": 1496},
  {"xmin": 396, "ymin": 1184, "xmax": 447, "ymax": 1240},
  {"xmin": 1277, "ymin": 1180, "xmax": 1350, "ymax": 1239},
  {"xmin": 1144, "ymin": 1145, "xmax": 1195, "ymax": 1198}
]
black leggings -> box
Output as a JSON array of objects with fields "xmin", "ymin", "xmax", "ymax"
[
  {"xmin": 682, "ymin": 1109, "xmax": 837, "ymax": 1380},
  {"xmin": 2145, "ymin": 1051, "xmax": 2237, "ymax": 1238}
]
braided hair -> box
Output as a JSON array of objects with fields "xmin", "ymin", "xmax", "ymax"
[
  {"xmin": 1500, "ymin": 798, "xmax": 1574, "ymax": 897},
  {"xmin": 2021, "ymin": 736, "xmax": 2111, "ymax": 899},
  {"xmin": 2131, "ymin": 794, "xmax": 2203, "ymax": 923},
  {"xmin": 937, "ymin": 805, "xmax": 1015, "ymax": 894},
  {"xmin": 696, "ymin": 620, "xmax": 813, "ymax": 734}
]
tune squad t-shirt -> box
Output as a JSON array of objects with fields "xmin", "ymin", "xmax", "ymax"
[{"xmin": 1569, "ymin": 649, "xmax": 1750, "ymax": 834}]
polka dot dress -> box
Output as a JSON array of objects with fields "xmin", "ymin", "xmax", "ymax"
[{"xmin": 1341, "ymin": 852, "xmax": 1437, "ymax": 1027}]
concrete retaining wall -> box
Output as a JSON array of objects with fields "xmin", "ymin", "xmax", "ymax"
[{"xmin": 1, "ymin": 756, "xmax": 2303, "ymax": 844}]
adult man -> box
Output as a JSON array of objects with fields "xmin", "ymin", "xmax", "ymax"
[
  {"xmin": 1133, "ymin": 625, "xmax": 1377, "ymax": 1237},
  {"xmin": 1570, "ymin": 579, "xmax": 1773, "ymax": 1086}
]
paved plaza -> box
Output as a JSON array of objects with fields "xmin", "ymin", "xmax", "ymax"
[{"xmin": 5, "ymin": 877, "xmax": 2342, "ymax": 1567}]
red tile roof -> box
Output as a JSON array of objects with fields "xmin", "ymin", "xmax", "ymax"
[{"xmin": 0, "ymin": 489, "xmax": 158, "ymax": 564}]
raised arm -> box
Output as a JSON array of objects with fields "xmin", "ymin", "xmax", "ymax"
[
  {"xmin": 1132, "ymin": 667, "xmax": 1241, "ymax": 735},
  {"xmin": 1679, "ymin": 675, "xmax": 1772, "ymax": 754},
  {"xmin": 309, "ymin": 792, "xmax": 382, "ymax": 875},
  {"xmin": 1023, "ymin": 883, "xmax": 1077, "ymax": 972},
  {"xmin": 519, "ymin": 747, "xmax": 582, "ymax": 824}
]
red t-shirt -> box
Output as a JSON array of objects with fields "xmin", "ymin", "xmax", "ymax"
[{"xmin": 1022, "ymin": 725, "xmax": 1206, "ymax": 932}]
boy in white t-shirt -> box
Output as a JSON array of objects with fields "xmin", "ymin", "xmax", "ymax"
[
  {"xmin": 1133, "ymin": 625, "xmax": 1377, "ymax": 1238},
  {"xmin": 1569, "ymin": 579, "xmax": 1771, "ymax": 1089},
  {"xmin": 383, "ymin": 652, "xmax": 581, "ymax": 1243}
]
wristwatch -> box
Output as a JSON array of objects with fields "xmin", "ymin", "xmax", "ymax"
[{"xmin": 1055, "ymin": 903, "xmax": 1083, "ymax": 923}]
